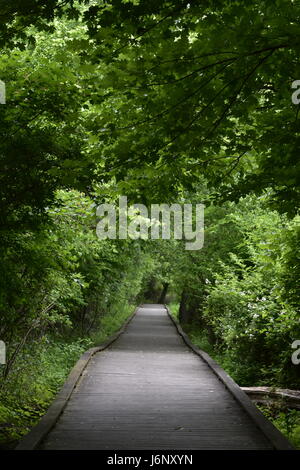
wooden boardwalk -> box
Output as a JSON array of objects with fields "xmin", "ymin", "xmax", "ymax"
[{"xmin": 24, "ymin": 305, "xmax": 292, "ymax": 450}]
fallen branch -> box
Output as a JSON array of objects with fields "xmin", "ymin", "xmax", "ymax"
[{"xmin": 241, "ymin": 386, "xmax": 300, "ymax": 410}]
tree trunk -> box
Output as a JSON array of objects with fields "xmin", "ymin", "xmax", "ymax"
[
  {"xmin": 179, "ymin": 290, "xmax": 195, "ymax": 324},
  {"xmin": 158, "ymin": 282, "xmax": 169, "ymax": 304}
]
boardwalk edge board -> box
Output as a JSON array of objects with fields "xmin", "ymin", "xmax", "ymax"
[
  {"xmin": 15, "ymin": 308, "xmax": 139, "ymax": 451},
  {"xmin": 165, "ymin": 305, "xmax": 294, "ymax": 451}
]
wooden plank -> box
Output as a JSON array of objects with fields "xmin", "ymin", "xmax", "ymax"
[{"xmin": 17, "ymin": 304, "xmax": 294, "ymax": 450}]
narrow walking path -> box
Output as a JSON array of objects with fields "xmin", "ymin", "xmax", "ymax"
[{"xmin": 34, "ymin": 305, "xmax": 291, "ymax": 449}]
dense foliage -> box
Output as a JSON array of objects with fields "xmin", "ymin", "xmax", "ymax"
[
  {"xmin": 0, "ymin": 0, "xmax": 299, "ymax": 448},
  {"xmin": 163, "ymin": 194, "xmax": 300, "ymax": 387}
]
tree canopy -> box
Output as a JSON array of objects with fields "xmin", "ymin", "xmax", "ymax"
[
  {"xmin": 1, "ymin": 0, "xmax": 300, "ymax": 212},
  {"xmin": 0, "ymin": 0, "xmax": 300, "ymax": 447}
]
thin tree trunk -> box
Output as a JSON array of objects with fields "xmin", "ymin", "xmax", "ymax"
[
  {"xmin": 3, "ymin": 324, "xmax": 36, "ymax": 379},
  {"xmin": 158, "ymin": 282, "xmax": 169, "ymax": 304}
]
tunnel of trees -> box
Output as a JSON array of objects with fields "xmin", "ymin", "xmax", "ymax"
[{"xmin": 0, "ymin": 0, "xmax": 299, "ymax": 448}]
